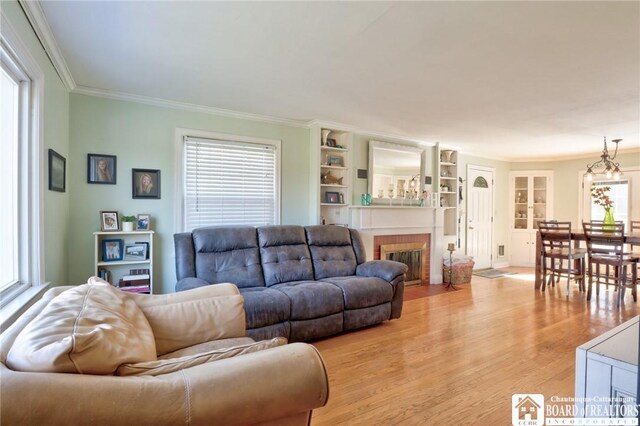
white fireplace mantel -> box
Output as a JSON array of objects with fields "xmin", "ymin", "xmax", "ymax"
[{"xmin": 350, "ymin": 206, "xmax": 445, "ymax": 284}]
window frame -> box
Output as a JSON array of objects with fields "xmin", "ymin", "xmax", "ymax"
[
  {"xmin": 0, "ymin": 14, "xmax": 45, "ymax": 310},
  {"xmin": 174, "ymin": 128, "xmax": 282, "ymax": 232},
  {"xmin": 578, "ymin": 169, "xmax": 639, "ymax": 230}
]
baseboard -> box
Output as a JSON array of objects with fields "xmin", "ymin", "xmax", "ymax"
[{"xmin": 492, "ymin": 261, "xmax": 510, "ymax": 269}]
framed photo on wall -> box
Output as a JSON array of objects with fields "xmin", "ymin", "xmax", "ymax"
[
  {"xmin": 48, "ymin": 149, "xmax": 66, "ymax": 192},
  {"xmin": 100, "ymin": 211, "xmax": 120, "ymax": 231},
  {"xmin": 87, "ymin": 154, "xmax": 117, "ymax": 184},
  {"xmin": 132, "ymin": 169, "xmax": 161, "ymax": 199}
]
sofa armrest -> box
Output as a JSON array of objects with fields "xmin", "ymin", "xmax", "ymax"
[
  {"xmin": 356, "ymin": 260, "xmax": 408, "ymax": 283},
  {"xmin": 1, "ymin": 343, "xmax": 328, "ymax": 425},
  {"xmin": 176, "ymin": 276, "xmax": 210, "ymax": 292}
]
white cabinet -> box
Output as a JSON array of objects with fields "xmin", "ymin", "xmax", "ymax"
[
  {"xmin": 438, "ymin": 146, "xmax": 459, "ymax": 244},
  {"xmin": 318, "ymin": 128, "xmax": 352, "ymax": 226},
  {"xmin": 94, "ymin": 230, "xmax": 154, "ymax": 293},
  {"xmin": 509, "ymin": 171, "xmax": 553, "ymax": 266},
  {"xmin": 575, "ymin": 317, "xmax": 638, "ymax": 419}
]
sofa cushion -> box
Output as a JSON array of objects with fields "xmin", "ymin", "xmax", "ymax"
[
  {"xmin": 6, "ymin": 278, "xmax": 156, "ymax": 374},
  {"xmin": 321, "ymin": 276, "xmax": 393, "ymax": 309},
  {"xmin": 134, "ymin": 286, "xmax": 245, "ymax": 356},
  {"xmin": 116, "ymin": 337, "xmax": 287, "ymax": 377},
  {"xmin": 258, "ymin": 226, "xmax": 314, "ymax": 286},
  {"xmin": 305, "ymin": 226, "xmax": 357, "ymax": 279},
  {"xmin": 272, "ymin": 281, "xmax": 344, "ymax": 320},
  {"xmin": 240, "ymin": 287, "xmax": 291, "ymax": 329},
  {"xmin": 192, "ymin": 226, "xmax": 265, "ymax": 288}
]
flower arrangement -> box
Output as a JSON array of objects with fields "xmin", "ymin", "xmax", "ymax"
[{"xmin": 590, "ymin": 185, "xmax": 613, "ymax": 209}]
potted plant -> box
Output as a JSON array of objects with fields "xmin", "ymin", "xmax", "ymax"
[{"xmin": 121, "ymin": 215, "xmax": 137, "ymax": 232}]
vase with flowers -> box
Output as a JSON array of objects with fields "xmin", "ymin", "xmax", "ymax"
[{"xmin": 590, "ymin": 185, "xmax": 615, "ymax": 228}]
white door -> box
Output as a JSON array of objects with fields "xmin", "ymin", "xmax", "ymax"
[{"xmin": 467, "ymin": 166, "xmax": 494, "ymax": 269}]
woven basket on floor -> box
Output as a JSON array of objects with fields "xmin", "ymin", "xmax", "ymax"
[{"xmin": 443, "ymin": 261, "xmax": 475, "ymax": 284}]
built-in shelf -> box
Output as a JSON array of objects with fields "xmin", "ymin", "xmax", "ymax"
[
  {"xmin": 320, "ymin": 203, "xmax": 347, "ymax": 206},
  {"xmin": 321, "ymin": 165, "xmax": 348, "ymax": 170},
  {"xmin": 320, "ymin": 146, "xmax": 348, "ymax": 152},
  {"xmin": 97, "ymin": 260, "xmax": 151, "ymax": 267},
  {"xmin": 320, "ymin": 184, "xmax": 348, "ymax": 188}
]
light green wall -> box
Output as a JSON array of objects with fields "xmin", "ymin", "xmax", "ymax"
[
  {"xmin": 3, "ymin": 0, "xmax": 70, "ymax": 286},
  {"xmin": 68, "ymin": 94, "xmax": 310, "ymax": 294}
]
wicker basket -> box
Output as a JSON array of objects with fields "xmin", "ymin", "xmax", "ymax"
[{"xmin": 443, "ymin": 261, "xmax": 475, "ymax": 284}]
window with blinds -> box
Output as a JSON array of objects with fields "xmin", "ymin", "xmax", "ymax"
[{"xmin": 183, "ymin": 136, "xmax": 279, "ymax": 230}]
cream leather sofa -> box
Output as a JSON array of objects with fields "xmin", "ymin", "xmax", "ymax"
[{"xmin": 0, "ymin": 282, "xmax": 329, "ymax": 425}]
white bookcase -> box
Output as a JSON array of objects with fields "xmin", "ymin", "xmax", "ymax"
[{"xmin": 93, "ymin": 230, "xmax": 154, "ymax": 293}]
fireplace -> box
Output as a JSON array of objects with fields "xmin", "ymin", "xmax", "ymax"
[
  {"xmin": 380, "ymin": 242, "xmax": 426, "ymax": 285},
  {"xmin": 374, "ymin": 234, "xmax": 431, "ymax": 285}
]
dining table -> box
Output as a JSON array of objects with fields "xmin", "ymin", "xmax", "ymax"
[{"xmin": 534, "ymin": 229, "xmax": 640, "ymax": 289}]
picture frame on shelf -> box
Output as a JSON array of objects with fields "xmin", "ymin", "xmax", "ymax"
[
  {"xmin": 328, "ymin": 155, "xmax": 344, "ymax": 167},
  {"xmin": 102, "ymin": 239, "xmax": 123, "ymax": 262},
  {"xmin": 87, "ymin": 153, "xmax": 117, "ymax": 184},
  {"xmin": 48, "ymin": 149, "xmax": 66, "ymax": 192},
  {"xmin": 124, "ymin": 243, "xmax": 147, "ymax": 261},
  {"xmin": 136, "ymin": 214, "xmax": 150, "ymax": 230},
  {"xmin": 325, "ymin": 191, "xmax": 340, "ymax": 204},
  {"xmin": 326, "ymin": 138, "xmax": 337, "ymax": 147},
  {"xmin": 132, "ymin": 169, "xmax": 161, "ymax": 199},
  {"xmin": 100, "ymin": 211, "xmax": 120, "ymax": 231}
]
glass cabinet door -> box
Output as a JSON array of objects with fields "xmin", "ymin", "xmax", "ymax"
[
  {"xmin": 513, "ymin": 176, "xmax": 529, "ymax": 229},
  {"xmin": 532, "ymin": 176, "xmax": 548, "ymax": 230}
]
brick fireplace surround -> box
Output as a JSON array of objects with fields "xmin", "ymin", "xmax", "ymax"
[{"xmin": 374, "ymin": 234, "xmax": 431, "ymax": 284}]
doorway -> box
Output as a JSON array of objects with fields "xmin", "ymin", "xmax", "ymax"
[{"xmin": 467, "ymin": 165, "xmax": 495, "ymax": 269}]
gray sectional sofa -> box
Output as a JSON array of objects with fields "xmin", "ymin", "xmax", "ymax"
[{"xmin": 174, "ymin": 225, "xmax": 408, "ymax": 342}]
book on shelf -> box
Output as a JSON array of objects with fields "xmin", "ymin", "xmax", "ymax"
[
  {"xmin": 119, "ymin": 285, "xmax": 150, "ymax": 293},
  {"xmin": 121, "ymin": 273, "xmax": 150, "ymax": 281}
]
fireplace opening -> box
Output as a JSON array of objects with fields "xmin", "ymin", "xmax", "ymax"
[{"xmin": 380, "ymin": 242, "xmax": 427, "ymax": 286}]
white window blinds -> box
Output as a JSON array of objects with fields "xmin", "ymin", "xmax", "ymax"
[{"xmin": 184, "ymin": 136, "xmax": 278, "ymax": 230}]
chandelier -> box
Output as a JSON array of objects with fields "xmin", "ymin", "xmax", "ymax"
[{"xmin": 585, "ymin": 137, "xmax": 623, "ymax": 181}]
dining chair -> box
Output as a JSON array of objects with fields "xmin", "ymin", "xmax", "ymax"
[
  {"xmin": 582, "ymin": 222, "xmax": 639, "ymax": 306},
  {"xmin": 538, "ymin": 221, "xmax": 586, "ymax": 296}
]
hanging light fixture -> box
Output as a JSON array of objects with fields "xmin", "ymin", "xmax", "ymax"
[{"xmin": 585, "ymin": 137, "xmax": 623, "ymax": 181}]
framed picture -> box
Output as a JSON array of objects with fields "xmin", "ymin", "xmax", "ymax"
[
  {"xmin": 87, "ymin": 154, "xmax": 117, "ymax": 184},
  {"xmin": 135, "ymin": 241, "xmax": 150, "ymax": 259},
  {"xmin": 100, "ymin": 211, "xmax": 120, "ymax": 231},
  {"xmin": 326, "ymin": 138, "xmax": 337, "ymax": 147},
  {"xmin": 325, "ymin": 191, "xmax": 340, "ymax": 204},
  {"xmin": 132, "ymin": 169, "xmax": 161, "ymax": 199},
  {"xmin": 48, "ymin": 149, "xmax": 66, "ymax": 192},
  {"xmin": 136, "ymin": 214, "xmax": 151, "ymax": 230},
  {"xmin": 124, "ymin": 243, "xmax": 147, "ymax": 261},
  {"xmin": 102, "ymin": 239, "xmax": 123, "ymax": 262},
  {"xmin": 328, "ymin": 155, "xmax": 344, "ymax": 167}
]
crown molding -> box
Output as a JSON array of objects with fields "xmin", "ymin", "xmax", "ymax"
[
  {"xmin": 19, "ymin": 0, "xmax": 75, "ymax": 91},
  {"xmin": 72, "ymin": 86, "xmax": 310, "ymax": 128},
  {"xmin": 507, "ymin": 147, "xmax": 640, "ymax": 163},
  {"xmin": 308, "ymin": 119, "xmax": 437, "ymax": 148}
]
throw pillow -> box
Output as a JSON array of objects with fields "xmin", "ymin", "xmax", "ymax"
[{"xmin": 6, "ymin": 277, "xmax": 157, "ymax": 374}]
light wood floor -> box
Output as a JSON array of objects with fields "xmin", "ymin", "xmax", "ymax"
[{"xmin": 311, "ymin": 268, "xmax": 639, "ymax": 425}]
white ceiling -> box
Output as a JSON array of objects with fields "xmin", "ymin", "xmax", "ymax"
[{"xmin": 38, "ymin": 1, "xmax": 640, "ymax": 160}]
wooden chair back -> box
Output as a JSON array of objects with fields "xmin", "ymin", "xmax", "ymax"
[
  {"xmin": 538, "ymin": 221, "xmax": 572, "ymax": 252},
  {"xmin": 582, "ymin": 222, "xmax": 626, "ymax": 258}
]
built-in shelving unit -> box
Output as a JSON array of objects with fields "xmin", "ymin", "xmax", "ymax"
[
  {"xmin": 318, "ymin": 128, "xmax": 352, "ymax": 226},
  {"xmin": 437, "ymin": 145, "xmax": 459, "ymax": 245},
  {"xmin": 508, "ymin": 171, "xmax": 553, "ymax": 266}
]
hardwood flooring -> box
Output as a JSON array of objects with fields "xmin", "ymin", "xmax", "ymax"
[{"xmin": 311, "ymin": 268, "xmax": 639, "ymax": 425}]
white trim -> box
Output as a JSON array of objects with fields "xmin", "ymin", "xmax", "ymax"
[
  {"xmin": 174, "ymin": 128, "xmax": 282, "ymax": 233},
  {"xmin": 1, "ymin": 12, "xmax": 45, "ymax": 288},
  {"xmin": 466, "ymin": 164, "xmax": 495, "ymax": 268},
  {"xmin": 17, "ymin": 0, "xmax": 75, "ymax": 91},
  {"xmin": 75, "ymin": 86, "xmax": 309, "ymax": 128},
  {"xmin": 0, "ymin": 283, "xmax": 49, "ymax": 331}
]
